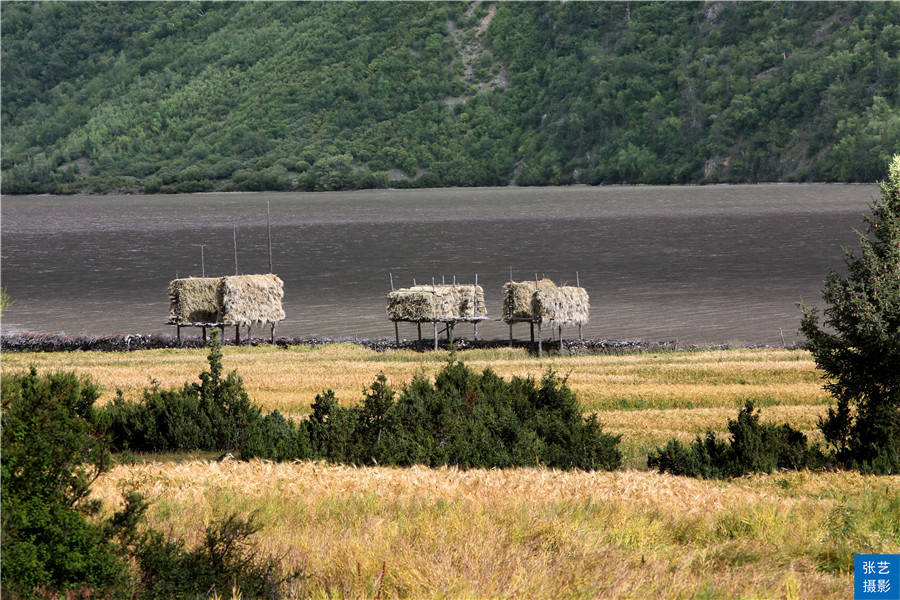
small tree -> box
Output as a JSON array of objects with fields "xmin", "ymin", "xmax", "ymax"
[{"xmin": 800, "ymin": 155, "xmax": 900, "ymax": 474}]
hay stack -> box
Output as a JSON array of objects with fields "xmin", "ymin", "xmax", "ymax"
[
  {"xmin": 168, "ymin": 277, "xmax": 220, "ymax": 324},
  {"xmin": 532, "ymin": 286, "xmax": 590, "ymax": 327},
  {"xmin": 217, "ymin": 274, "xmax": 285, "ymax": 326},
  {"xmin": 387, "ymin": 284, "xmax": 486, "ymax": 321},
  {"xmin": 502, "ymin": 279, "xmax": 556, "ymax": 321},
  {"xmin": 455, "ymin": 284, "xmax": 486, "ymax": 319}
]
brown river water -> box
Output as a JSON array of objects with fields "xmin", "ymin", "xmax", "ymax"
[{"xmin": 0, "ymin": 185, "xmax": 876, "ymax": 346}]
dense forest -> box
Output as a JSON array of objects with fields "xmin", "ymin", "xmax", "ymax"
[{"xmin": 2, "ymin": 1, "xmax": 899, "ymax": 194}]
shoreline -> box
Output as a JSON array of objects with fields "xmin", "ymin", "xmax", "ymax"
[{"xmin": 0, "ymin": 331, "xmax": 796, "ymax": 354}]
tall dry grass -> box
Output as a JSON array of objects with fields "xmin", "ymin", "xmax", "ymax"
[{"xmin": 92, "ymin": 460, "xmax": 899, "ymax": 599}]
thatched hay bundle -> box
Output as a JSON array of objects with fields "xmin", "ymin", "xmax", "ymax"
[
  {"xmin": 502, "ymin": 279, "xmax": 556, "ymax": 321},
  {"xmin": 532, "ymin": 286, "xmax": 590, "ymax": 326},
  {"xmin": 217, "ymin": 274, "xmax": 285, "ymax": 326},
  {"xmin": 168, "ymin": 277, "xmax": 220, "ymax": 324},
  {"xmin": 455, "ymin": 284, "xmax": 486, "ymax": 319},
  {"xmin": 387, "ymin": 284, "xmax": 486, "ymax": 321}
]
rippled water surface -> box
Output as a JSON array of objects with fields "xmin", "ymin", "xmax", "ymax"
[{"xmin": 1, "ymin": 185, "xmax": 876, "ymax": 345}]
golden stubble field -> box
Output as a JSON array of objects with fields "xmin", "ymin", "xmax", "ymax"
[
  {"xmin": 4, "ymin": 345, "xmax": 897, "ymax": 599},
  {"xmin": 1, "ymin": 344, "xmax": 830, "ymax": 466}
]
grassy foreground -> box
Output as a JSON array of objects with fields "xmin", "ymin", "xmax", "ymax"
[
  {"xmin": 6, "ymin": 345, "xmax": 897, "ymax": 598},
  {"xmin": 90, "ymin": 461, "xmax": 898, "ymax": 600},
  {"xmin": 2, "ymin": 344, "xmax": 829, "ymax": 468}
]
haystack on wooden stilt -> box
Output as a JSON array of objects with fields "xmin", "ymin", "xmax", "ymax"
[
  {"xmin": 167, "ymin": 274, "xmax": 285, "ymax": 345},
  {"xmin": 386, "ymin": 279, "xmax": 487, "ymax": 349},
  {"xmin": 502, "ymin": 278, "xmax": 589, "ymax": 356},
  {"xmin": 168, "ymin": 278, "xmax": 220, "ymax": 324}
]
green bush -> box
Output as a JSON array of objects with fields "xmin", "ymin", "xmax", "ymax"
[
  {"xmin": 1, "ymin": 368, "xmax": 132, "ymax": 596},
  {"xmin": 648, "ymin": 402, "xmax": 823, "ymax": 478},
  {"xmin": 98, "ymin": 335, "xmax": 262, "ymax": 452},
  {"xmin": 241, "ymin": 353, "xmax": 622, "ymax": 471},
  {"xmin": 1, "ymin": 366, "xmax": 298, "ymax": 598},
  {"xmin": 130, "ymin": 512, "xmax": 293, "ymax": 600}
]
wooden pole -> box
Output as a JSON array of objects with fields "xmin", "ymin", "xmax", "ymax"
[
  {"xmin": 530, "ymin": 322, "xmax": 535, "ymax": 342},
  {"xmin": 233, "ymin": 225, "xmax": 239, "ymax": 275},
  {"xmin": 448, "ymin": 324, "xmax": 453, "ymax": 344},
  {"xmin": 417, "ymin": 322, "xmax": 422, "ymax": 350},
  {"xmin": 234, "ymin": 324, "xmax": 240, "ymax": 346},
  {"xmin": 202, "ymin": 326, "xmax": 207, "ymax": 344},
  {"xmin": 267, "ymin": 201, "xmax": 273, "ymax": 273},
  {"xmin": 219, "ymin": 325, "xmax": 225, "ymax": 341},
  {"xmin": 389, "ymin": 272, "xmax": 394, "ymax": 291},
  {"xmin": 394, "ymin": 321, "xmax": 400, "ymax": 344},
  {"xmin": 271, "ymin": 323, "xmax": 276, "ymax": 344},
  {"xmin": 247, "ymin": 324, "xmax": 252, "ymax": 344},
  {"xmin": 559, "ymin": 325, "xmax": 563, "ymax": 352},
  {"xmin": 509, "ymin": 323, "xmax": 513, "ymax": 348},
  {"xmin": 537, "ymin": 322, "xmax": 542, "ymax": 357},
  {"xmin": 579, "ymin": 324, "xmax": 583, "ymax": 341},
  {"xmin": 433, "ymin": 321, "xmax": 438, "ymax": 351},
  {"xmin": 473, "ymin": 273, "xmax": 479, "ymax": 340},
  {"xmin": 176, "ymin": 325, "xmax": 181, "ymax": 345}
]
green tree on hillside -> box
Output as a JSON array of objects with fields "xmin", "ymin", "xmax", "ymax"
[{"xmin": 800, "ymin": 155, "xmax": 900, "ymax": 474}]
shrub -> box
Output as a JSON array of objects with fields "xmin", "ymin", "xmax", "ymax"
[
  {"xmin": 1, "ymin": 366, "xmax": 299, "ymax": 598},
  {"xmin": 239, "ymin": 353, "xmax": 622, "ymax": 471},
  {"xmin": 130, "ymin": 512, "xmax": 294, "ymax": 600},
  {"xmin": 1, "ymin": 368, "xmax": 133, "ymax": 596},
  {"xmin": 648, "ymin": 402, "xmax": 823, "ymax": 478},
  {"xmin": 99, "ymin": 334, "xmax": 262, "ymax": 452}
]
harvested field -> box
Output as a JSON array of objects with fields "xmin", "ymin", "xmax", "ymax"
[{"xmin": 5, "ymin": 343, "xmax": 893, "ymax": 598}]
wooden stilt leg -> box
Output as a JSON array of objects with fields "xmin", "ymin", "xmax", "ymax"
[
  {"xmin": 579, "ymin": 324, "xmax": 583, "ymax": 341},
  {"xmin": 202, "ymin": 326, "xmax": 207, "ymax": 344},
  {"xmin": 417, "ymin": 322, "xmax": 422, "ymax": 350},
  {"xmin": 235, "ymin": 325, "xmax": 240, "ymax": 346},
  {"xmin": 559, "ymin": 325, "xmax": 563, "ymax": 352},
  {"xmin": 433, "ymin": 321, "xmax": 438, "ymax": 351},
  {"xmin": 537, "ymin": 322, "xmax": 542, "ymax": 357},
  {"xmin": 395, "ymin": 321, "xmax": 400, "ymax": 345},
  {"xmin": 474, "ymin": 322, "xmax": 478, "ymax": 341},
  {"xmin": 509, "ymin": 323, "xmax": 513, "ymax": 348},
  {"xmin": 176, "ymin": 325, "xmax": 181, "ymax": 345},
  {"xmin": 530, "ymin": 322, "xmax": 535, "ymax": 342},
  {"xmin": 271, "ymin": 323, "xmax": 276, "ymax": 344}
]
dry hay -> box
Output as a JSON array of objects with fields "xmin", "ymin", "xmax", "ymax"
[
  {"xmin": 502, "ymin": 279, "xmax": 556, "ymax": 321},
  {"xmin": 532, "ymin": 286, "xmax": 589, "ymax": 327},
  {"xmin": 387, "ymin": 284, "xmax": 485, "ymax": 321},
  {"xmin": 217, "ymin": 274, "xmax": 285, "ymax": 326},
  {"xmin": 167, "ymin": 277, "xmax": 220, "ymax": 324}
]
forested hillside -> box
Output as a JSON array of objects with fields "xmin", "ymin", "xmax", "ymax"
[{"xmin": 2, "ymin": 1, "xmax": 898, "ymax": 194}]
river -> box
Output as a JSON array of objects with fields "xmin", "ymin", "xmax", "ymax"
[{"xmin": 0, "ymin": 184, "xmax": 876, "ymax": 346}]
